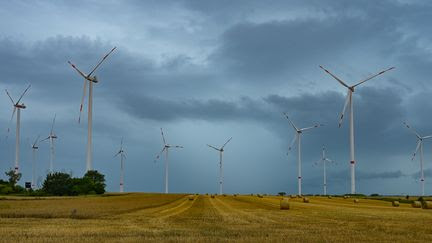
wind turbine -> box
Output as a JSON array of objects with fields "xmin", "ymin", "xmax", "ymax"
[
  {"xmin": 154, "ymin": 128, "xmax": 183, "ymax": 194},
  {"xmin": 114, "ymin": 138, "xmax": 126, "ymax": 193},
  {"xmin": 207, "ymin": 137, "xmax": 232, "ymax": 195},
  {"xmin": 30, "ymin": 135, "xmax": 40, "ymax": 189},
  {"xmin": 5, "ymin": 84, "xmax": 31, "ymax": 174},
  {"xmin": 284, "ymin": 112, "xmax": 322, "ymax": 196},
  {"xmin": 68, "ymin": 47, "xmax": 116, "ymax": 172},
  {"xmin": 404, "ymin": 122, "xmax": 432, "ymax": 196},
  {"xmin": 319, "ymin": 65, "xmax": 394, "ymax": 194},
  {"xmin": 42, "ymin": 114, "xmax": 57, "ymax": 173},
  {"xmin": 314, "ymin": 146, "xmax": 335, "ymax": 195}
]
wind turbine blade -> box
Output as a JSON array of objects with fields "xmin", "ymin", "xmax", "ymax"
[
  {"xmin": 68, "ymin": 61, "xmax": 88, "ymax": 79},
  {"xmin": 325, "ymin": 158, "xmax": 334, "ymax": 163},
  {"xmin": 50, "ymin": 114, "xmax": 56, "ymax": 134},
  {"xmin": 300, "ymin": 124, "xmax": 323, "ymax": 132},
  {"xmin": 78, "ymin": 80, "xmax": 88, "ymax": 123},
  {"xmin": 283, "ymin": 112, "xmax": 298, "ymax": 131},
  {"xmin": 221, "ymin": 137, "xmax": 232, "ymax": 149},
  {"xmin": 41, "ymin": 136, "xmax": 50, "ymax": 142},
  {"xmin": 5, "ymin": 89, "xmax": 15, "ymax": 105},
  {"xmin": 422, "ymin": 135, "xmax": 432, "ymax": 139},
  {"xmin": 403, "ymin": 122, "xmax": 421, "ymax": 139},
  {"xmin": 352, "ymin": 67, "xmax": 395, "ymax": 88},
  {"xmin": 287, "ymin": 134, "xmax": 298, "ymax": 154},
  {"xmin": 412, "ymin": 140, "xmax": 421, "ymax": 161},
  {"xmin": 160, "ymin": 128, "xmax": 166, "ymax": 145},
  {"xmin": 122, "ymin": 151, "xmax": 127, "ymax": 159},
  {"xmin": 339, "ymin": 90, "xmax": 351, "ymax": 128},
  {"xmin": 154, "ymin": 147, "xmax": 166, "ymax": 162},
  {"xmin": 207, "ymin": 144, "xmax": 220, "ymax": 151},
  {"xmin": 319, "ymin": 65, "xmax": 350, "ymax": 89},
  {"xmin": 16, "ymin": 84, "xmax": 31, "ymax": 104},
  {"xmin": 88, "ymin": 47, "xmax": 116, "ymax": 77},
  {"xmin": 33, "ymin": 135, "xmax": 41, "ymax": 146},
  {"xmin": 174, "ymin": 145, "xmax": 183, "ymax": 148},
  {"xmin": 120, "ymin": 137, "xmax": 124, "ymax": 150},
  {"xmin": 114, "ymin": 151, "xmax": 121, "ymax": 157},
  {"xmin": 7, "ymin": 107, "xmax": 17, "ymax": 133}
]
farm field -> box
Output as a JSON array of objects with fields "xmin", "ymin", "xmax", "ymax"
[{"xmin": 1, "ymin": 193, "xmax": 432, "ymax": 242}]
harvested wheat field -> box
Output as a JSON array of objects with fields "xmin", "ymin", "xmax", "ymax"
[{"xmin": 1, "ymin": 194, "xmax": 432, "ymax": 242}]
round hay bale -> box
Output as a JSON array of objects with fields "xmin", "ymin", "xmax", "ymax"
[
  {"xmin": 392, "ymin": 201, "xmax": 400, "ymax": 207},
  {"xmin": 188, "ymin": 195, "xmax": 194, "ymax": 201},
  {"xmin": 297, "ymin": 195, "xmax": 303, "ymax": 198},
  {"xmin": 327, "ymin": 196, "xmax": 332, "ymax": 199},
  {"xmin": 354, "ymin": 199, "xmax": 360, "ymax": 203},
  {"xmin": 290, "ymin": 195, "xmax": 296, "ymax": 198},
  {"xmin": 422, "ymin": 201, "xmax": 432, "ymax": 209},
  {"xmin": 280, "ymin": 198, "xmax": 290, "ymax": 210},
  {"xmin": 223, "ymin": 194, "xmax": 227, "ymax": 197},
  {"xmin": 303, "ymin": 197, "xmax": 310, "ymax": 203},
  {"xmin": 257, "ymin": 194, "xmax": 263, "ymax": 198},
  {"xmin": 412, "ymin": 201, "xmax": 422, "ymax": 208},
  {"xmin": 343, "ymin": 196, "xmax": 348, "ymax": 199},
  {"xmin": 210, "ymin": 195, "xmax": 215, "ymax": 199}
]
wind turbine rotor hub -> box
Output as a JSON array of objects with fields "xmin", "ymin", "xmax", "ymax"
[{"xmin": 15, "ymin": 104, "xmax": 26, "ymax": 109}]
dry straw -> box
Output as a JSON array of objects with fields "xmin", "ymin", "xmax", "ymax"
[
  {"xmin": 412, "ymin": 201, "xmax": 422, "ymax": 208},
  {"xmin": 211, "ymin": 195, "xmax": 215, "ymax": 199},
  {"xmin": 290, "ymin": 195, "xmax": 296, "ymax": 198},
  {"xmin": 422, "ymin": 201, "xmax": 432, "ymax": 209},
  {"xmin": 280, "ymin": 198, "xmax": 290, "ymax": 210}
]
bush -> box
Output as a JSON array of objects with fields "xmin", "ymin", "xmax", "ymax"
[{"xmin": 42, "ymin": 171, "xmax": 106, "ymax": 196}]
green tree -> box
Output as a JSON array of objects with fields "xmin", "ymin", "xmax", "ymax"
[
  {"xmin": 5, "ymin": 169, "xmax": 21, "ymax": 187},
  {"xmin": 42, "ymin": 172, "xmax": 73, "ymax": 196},
  {"xmin": 83, "ymin": 170, "xmax": 106, "ymax": 194}
]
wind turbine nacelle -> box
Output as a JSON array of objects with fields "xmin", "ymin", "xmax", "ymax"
[
  {"xmin": 51, "ymin": 135, "xmax": 58, "ymax": 139},
  {"xmin": 15, "ymin": 104, "xmax": 26, "ymax": 109},
  {"xmin": 92, "ymin": 75, "xmax": 99, "ymax": 83}
]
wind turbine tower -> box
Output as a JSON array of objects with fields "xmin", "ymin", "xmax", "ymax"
[
  {"xmin": 42, "ymin": 114, "xmax": 57, "ymax": 173},
  {"xmin": 207, "ymin": 137, "xmax": 232, "ymax": 195},
  {"xmin": 404, "ymin": 122, "xmax": 432, "ymax": 196},
  {"xmin": 154, "ymin": 128, "xmax": 183, "ymax": 194},
  {"xmin": 284, "ymin": 113, "xmax": 322, "ymax": 196},
  {"xmin": 30, "ymin": 135, "xmax": 40, "ymax": 189},
  {"xmin": 5, "ymin": 84, "xmax": 31, "ymax": 174},
  {"xmin": 68, "ymin": 47, "xmax": 116, "ymax": 172},
  {"xmin": 114, "ymin": 138, "xmax": 126, "ymax": 193},
  {"xmin": 315, "ymin": 146, "xmax": 335, "ymax": 195},
  {"xmin": 319, "ymin": 65, "xmax": 394, "ymax": 194}
]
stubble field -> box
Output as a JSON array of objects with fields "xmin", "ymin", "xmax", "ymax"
[{"xmin": 0, "ymin": 193, "xmax": 431, "ymax": 242}]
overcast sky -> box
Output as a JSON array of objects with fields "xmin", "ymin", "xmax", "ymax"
[{"xmin": 1, "ymin": 0, "xmax": 432, "ymax": 195}]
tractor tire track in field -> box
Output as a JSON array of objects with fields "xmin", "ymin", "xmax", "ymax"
[{"xmin": 212, "ymin": 196, "xmax": 278, "ymax": 224}]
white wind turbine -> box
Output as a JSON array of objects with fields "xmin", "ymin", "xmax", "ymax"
[
  {"xmin": 207, "ymin": 137, "xmax": 232, "ymax": 195},
  {"xmin": 41, "ymin": 114, "xmax": 57, "ymax": 173},
  {"xmin": 319, "ymin": 65, "xmax": 394, "ymax": 194},
  {"xmin": 284, "ymin": 112, "xmax": 322, "ymax": 196},
  {"xmin": 114, "ymin": 138, "xmax": 126, "ymax": 193},
  {"xmin": 68, "ymin": 47, "xmax": 116, "ymax": 172},
  {"xmin": 154, "ymin": 128, "xmax": 183, "ymax": 194},
  {"xmin": 30, "ymin": 135, "xmax": 40, "ymax": 189},
  {"xmin": 5, "ymin": 84, "xmax": 31, "ymax": 174},
  {"xmin": 404, "ymin": 122, "xmax": 432, "ymax": 196},
  {"xmin": 314, "ymin": 146, "xmax": 335, "ymax": 196}
]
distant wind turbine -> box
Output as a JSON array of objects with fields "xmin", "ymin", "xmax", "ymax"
[
  {"xmin": 154, "ymin": 128, "xmax": 183, "ymax": 193},
  {"xmin": 68, "ymin": 47, "xmax": 116, "ymax": 172},
  {"xmin": 314, "ymin": 146, "xmax": 335, "ymax": 195},
  {"xmin": 404, "ymin": 122, "xmax": 432, "ymax": 196},
  {"xmin": 207, "ymin": 137, "xmax": 232, "ymax": 195},
  {"xmin": 5, "ymin": 84, "xmax": 31, "ymax": 174},
  {"xmin": 42, "ymin": 114, "xmax": 57, "ymax": 173},
  {"xmin": 114, "ymin": 138, "xmax": 126, "ymax": 193},
  {"xmin": 284, "ymin": 112, "xmax": 322, "ymax": 196},
  {"xmin": 30, "ymin": 135, "xmax": 40, "ymax": 189},
  {"xmin": 319, "ymin": 65, "xmax": 394, "ymax": 194}
]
